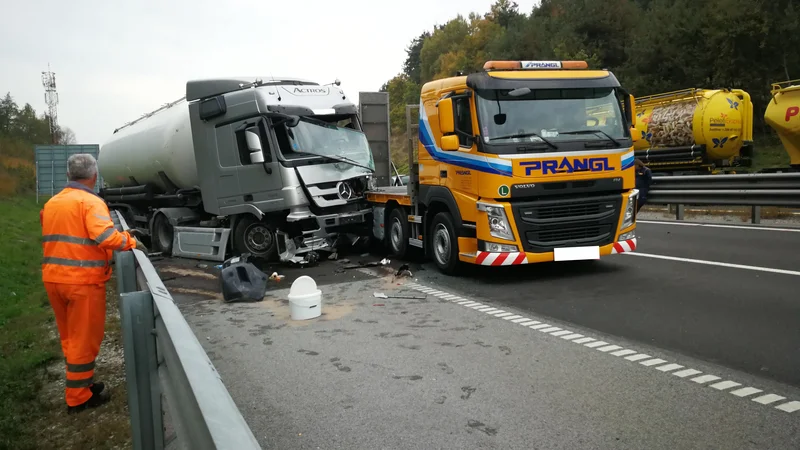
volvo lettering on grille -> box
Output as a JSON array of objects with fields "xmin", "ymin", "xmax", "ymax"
[{"xmin": 520, "ymin": 157, "xmax": 615, "ymax": 176}]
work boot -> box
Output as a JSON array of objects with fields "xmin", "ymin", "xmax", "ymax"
[
  {"xmin": 90, "ymin": 382, "xmax": 104, "ymax": 395},
  {"xmin": 67, "ymin": 390, "xmax": 111, "ymax": 414}
]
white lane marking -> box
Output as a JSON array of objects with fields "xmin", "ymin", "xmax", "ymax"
[
  {"xmin": 407, "ymin": 280, "xmax": 800, "ymax": 414},
  {"xmin": 597, "ymin": 345, "xmax": 623, "ymax": 353},
  {"xmin": 752, "ymin": 394, "xmax": 786, "ymax": 405},
  {"xmin": 655, "ymin": 363, "xmax": 684, "ymax": 372},
  {"xmin": 640, "ymin": 358, "xmax": 668, "ymax": 367},
  {"xmin": 624, "ymin": 252, "xmax": 800, "ymax": 277},
  {"xmin": 776, "ymin": 401, "xmax": 800, "ymax": 413},
  {"xmin": 561, "ymin": 333, "xmax": 584, "ymax": 340},
  {"xmin": 673, "ymin": 369, "xmax": 703, "ymax": 378},
  {"xmin": 730, "ymin": 387, "xmax": 763, "ymax": 398},
  {"xmin": 692, "ymin": 375, "xmax": 721, "ymax": 384},
  {"xmin": 710, "ymin": 381, "xmax": 742, "ymax": 391},
  {"xmin": 637, "ymin": 220, "xmax": 800, "ymax": 233},
  {"xmin": 540, "ymin": 326, "xmax": 562, "ymax": 333},
  {"xmin": 550, "ymin": 330, "xmax": 574, "ymax": 337}
]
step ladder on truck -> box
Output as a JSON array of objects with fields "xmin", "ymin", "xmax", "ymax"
[{"xmin": 366, "ymin": 60, "xmax": 642, "ymax": 275}]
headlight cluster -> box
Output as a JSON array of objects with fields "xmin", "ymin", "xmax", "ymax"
[
  {"xmin": 366, "ymin": 176, "xmax": 377, "ymax": 191},
  {"xmin": 620, "ymin": 188, "xmax": 639, "ymax": 230},
  {"xmin": 477, "ymin": 202, "xmax": 514, "ymax": 241}
]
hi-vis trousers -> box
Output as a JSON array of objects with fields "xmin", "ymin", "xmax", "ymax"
[{"xmin": 44, "ymin": 282, "xmax": 106, "ymax": 407}]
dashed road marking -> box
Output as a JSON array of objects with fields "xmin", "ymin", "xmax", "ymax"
[{"xmin": 401, "ymin": 280, "xmax": 800, "ymax": 414}]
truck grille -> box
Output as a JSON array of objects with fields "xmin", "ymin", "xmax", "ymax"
[{"xmin": 511, "ymin": 194, "xmax": 621, "ymax": 252}]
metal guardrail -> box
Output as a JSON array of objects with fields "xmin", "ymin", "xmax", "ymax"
[
  {"xmin": 111, "ymin": 211, "xmax": 261, "ymax": 450},
  {"xmin": 647, "ymin": 172, "xmax": 800, "ymax": 223}
]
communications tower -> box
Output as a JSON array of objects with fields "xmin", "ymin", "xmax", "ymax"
[{"xmin": 41, "ymin": 64, "xmax": 59, "ymax": 144}]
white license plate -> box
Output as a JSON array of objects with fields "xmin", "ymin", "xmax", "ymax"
[{"xmin": 554, "ymin": 246, "xmax": 600, "ymax": 262}]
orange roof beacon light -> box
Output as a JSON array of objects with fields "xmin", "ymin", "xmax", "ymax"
[{"xmin": 483, "ymin": 60, "xmax": 589, "ymax": 71}]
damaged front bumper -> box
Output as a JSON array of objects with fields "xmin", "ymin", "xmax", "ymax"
[{"xmin": 278, "ymin": 207, "xmax": 372, "ymax": 263}]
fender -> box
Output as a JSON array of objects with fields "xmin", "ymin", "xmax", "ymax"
[{"xmin": 418, "ymin": 185, "xmax": 476, "ymax": 238}]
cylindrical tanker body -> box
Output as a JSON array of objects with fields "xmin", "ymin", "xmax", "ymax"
[
  {"xmin": 632, "ymin": 88, "xmax": 753, "ymax": 173},
  {"xmin": 98, "ymin": 97, "xmax": 199, "ymax": 192},
  {"xmin": 764, "ymin": 80, "xmax": 800, "ymax": 170}
]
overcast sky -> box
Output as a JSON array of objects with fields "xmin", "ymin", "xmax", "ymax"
[{"xmin": 1, "ymin": 0, "xmax": 537, "ymax": 144}]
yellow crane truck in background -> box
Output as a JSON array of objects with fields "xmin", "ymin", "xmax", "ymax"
[
  {"xmin": 764, "ymin": 80, "xmax": 800, "ymax": 172},
  {"xmin": 632, "ymin": 88, "xmax": 754, "ymax": 175},
  {"xmin": 367, "ymin": 60, "xmax": 641, "ymax": 275}
]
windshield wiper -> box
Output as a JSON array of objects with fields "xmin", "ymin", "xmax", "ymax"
[
  {"xmin": 304, "ymin": 153, "xmax": 375, "ymax": 173},
  {"xmin": 487, "ymin": 132, "xmax": 558, "ymax": 150},
  {"xmin": 559, "ymin": 129, "xmax": 621, "ymax": 146}
]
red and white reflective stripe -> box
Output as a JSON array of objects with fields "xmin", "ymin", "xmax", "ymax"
[
  {"xmin": 612, "ymin": 238, "xmax": 637, "ymax": 254},
  {"xmin": 475, "ymin": 251, "xmax": 529, "ymax": 266}
]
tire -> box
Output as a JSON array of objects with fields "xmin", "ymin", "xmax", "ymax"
[
  {"xmin": 387, "ymin": 207, "xmax": 410, "ymax": 259},
  {"xmin": 152, "ymin": 213, "xmax": 174, "ymax": 255},
  {"xmin": 233, "ymin": 216, "xmax": 278, "ymax": 261},
  {"xmin": 429, "ymin": 212, "xmax": 460, "ymax": 275}
]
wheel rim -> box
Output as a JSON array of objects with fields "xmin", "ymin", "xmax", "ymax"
[
  {"xmin": 244, "ymin": 223, "xmax": 273, "ymax": 254},
  {"xmin": 390, "ymin": 217, "xmax": 403, "ymax": 253},
  {"xmin": 433, "ymin": 223, "xmax": 451, "ymax": 266}
]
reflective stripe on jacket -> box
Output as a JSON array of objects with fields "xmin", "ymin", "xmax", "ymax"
[{"xmin": 41, "ymin": 181, "xmax": 137, "ymax": 284}]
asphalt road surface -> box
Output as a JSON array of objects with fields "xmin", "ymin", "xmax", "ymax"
[{"xmin": 152, "ymin": 218, "xmax": 800, "ymax": 449}]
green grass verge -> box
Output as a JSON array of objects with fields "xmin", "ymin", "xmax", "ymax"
[{"xmin": 0, "ymin": 195, "xmax": 59, "ymax": 449}]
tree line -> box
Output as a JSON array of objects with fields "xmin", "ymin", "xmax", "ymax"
[
  {"xmin": 0, "ymin": 92, "xmax": 77, "ymax": 195},
  {"xmin": 381, "ymin": 0, "xmax": 800, "ymax": 145}
]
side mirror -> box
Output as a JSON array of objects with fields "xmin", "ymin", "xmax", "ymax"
[
  {"xmin": 441, "ymin": 135, "xmax": 460, "ymax": 151},
  {"xmin": 631, "ymin": 128, "xmax": 640, "ymax": 142},
  {"xmin": 494, "ymin": 113, "xmax": 507, "ymax": 125},
  {"xmin": 438, "ymin": 98, "xmax": 455, "ymax": 134},
  {"xmin": 629, "ymin": 94, "xmax": 637, "ymax": 127},
  {"xmin": 245, "ymin": 129, "xmax": 265, "ymax": 163}
]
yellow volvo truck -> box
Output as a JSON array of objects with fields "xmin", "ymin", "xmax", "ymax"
[{"xmin": 367, "ymin": 60, "xmax": 641, "ymax": 275}]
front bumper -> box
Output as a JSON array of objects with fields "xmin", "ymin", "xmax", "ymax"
[{"xmin": 464, "ymin": 237, "xmax": 638, "ymax": 266}]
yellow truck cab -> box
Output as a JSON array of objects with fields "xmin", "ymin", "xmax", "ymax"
[{"xmin": 367, "ymin": 60, "xmax": 641, "ymax": 274}]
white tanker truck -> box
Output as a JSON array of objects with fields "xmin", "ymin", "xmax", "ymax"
[{"xmin": 98, "ymin": 76, "xmax": 376, "ymax": 262}]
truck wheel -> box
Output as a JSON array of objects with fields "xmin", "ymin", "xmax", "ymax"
[
  {"xmin": 152, "ymin": 214, "xmax": 174, "ymax": 255},
  {"xmin": 234, "ymin": 216, "xmax": 277, "ymax": 260},
  {"xmin": 387, "ymin": 207, "xmax": 409, "ymax": 259},
  {"xmin": 430, "ymin": 212, "xmax": 460, "ymax": 275}
]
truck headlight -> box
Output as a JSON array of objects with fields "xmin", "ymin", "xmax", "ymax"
[
  {"xmin": 477, "ymin": 202, "xmax": 514, "ymax": 241},
  {"xmin": 620, "ymin": 189, "xmax": 638, "ymax": 230}
]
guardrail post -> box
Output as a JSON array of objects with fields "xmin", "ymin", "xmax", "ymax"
[
  {"xmin": 675, "ymin": 204, "xmax": 685, "ymax": 221},
  {"xmin": 116, "ymin": 251, "xmax": 137, "ymax": 294},
  {"xmin": 120, "ymin": 290, "xmax": 165, "ymax": 450},
  {"xmin": 751, "ymin": 206, "xmax": 761, "ymax": 224}
]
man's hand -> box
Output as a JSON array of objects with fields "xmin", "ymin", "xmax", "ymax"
[
  {"xmin": 133, "ymin": 237, "xmax": 149, "ymax": 253},
  {"xmin": 128, "ymin": 229, "xmax": 145, "ymax": 239}
]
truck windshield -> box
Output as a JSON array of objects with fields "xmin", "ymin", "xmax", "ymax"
[
  {"xmin": 274, "ymin": 115, "xmax": 375, "ymax": 171},
  {"xmin": 475, "ymin": 88, "xmax": 629, "ymax": 153}
]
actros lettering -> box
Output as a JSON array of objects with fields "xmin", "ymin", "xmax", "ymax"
[
  {"xmin": 294, "ymin": 87, "xmax": 328, "ymax": 94},
  {"xmin": 520, "ymin": 157, "xmax": 615, "ymax": 175}
]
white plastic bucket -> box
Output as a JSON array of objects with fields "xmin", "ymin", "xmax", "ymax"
[{"xmin": 288, "ymin": 275, "xmax": 322, "ymax": 320}]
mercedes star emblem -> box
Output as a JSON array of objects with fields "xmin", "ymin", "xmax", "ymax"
[{"xmin": 337, "ymin": 181, "xmax": 353, "ymax": 200}]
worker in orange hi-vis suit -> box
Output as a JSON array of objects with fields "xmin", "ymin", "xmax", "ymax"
[{"xmin": 40, "ymin": 153, "xmax": 147, "ymax": 414}]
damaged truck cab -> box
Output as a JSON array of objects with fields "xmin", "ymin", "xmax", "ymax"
[{"xmin": 98, "ymin": 77, "xmax": 375, "ymax": 262}]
